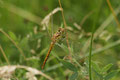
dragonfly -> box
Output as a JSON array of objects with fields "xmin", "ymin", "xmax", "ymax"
[{"xmin": 41, "ymin": 27, "xmax": 65, "ymax": 69}]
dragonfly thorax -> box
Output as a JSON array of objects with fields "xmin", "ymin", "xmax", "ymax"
[{"xmin": 51, "ymin": 28, "xmax": 65, "ymax": 42}]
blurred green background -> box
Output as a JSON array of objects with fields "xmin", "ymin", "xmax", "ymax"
[
  {"xmin": 0, "ymin": 0, "xmax": 120, "ymax": 80},
  {"xmin": 0, "ymin": 0, "xmax": 119, "ymax": 32}
]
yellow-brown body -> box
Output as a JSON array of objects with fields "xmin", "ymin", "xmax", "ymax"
[{"xmin": 41, "ymin": 28, "xmax": 64, "ymax": 69}]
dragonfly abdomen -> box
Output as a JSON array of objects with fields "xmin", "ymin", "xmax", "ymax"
[{"xmin": 41, "ymin": 42, "xmax": 55, "ymax": 69}]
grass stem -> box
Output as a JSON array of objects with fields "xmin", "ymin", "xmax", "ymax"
[
  {"xmin": 0, "ymin": 29, "xmax": 26, "ymax": 60},
  {"xmin": 106, "ymin": 0, "xmax": 120, "ymax": 28},
  {"xmin": 0, "ymin": 45, "xmax": 10, "ymax": 65},
  {"xmin": 58, "ymin": 0, "xmax": 71, "ymax": 55}
]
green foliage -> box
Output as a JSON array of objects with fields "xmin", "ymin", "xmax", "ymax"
[
  {"xmin": 92, "ymin": 61, "xmax": 101, "ymax": 74},
  {"xmin": 69, "ymin": 72, "xmax": 78, "ymax": 80},
  {"xmin": 104, "ymin": 70, "xmax": 119, "ymax": 80},
  {"xmin": 14, "ymin": 69, "xmax": 27, "ymax": 80},
  {"xmin": 101, "ymin": 63, "xmax": 113, "ymax": 74},
  {"xmin": 60, "ymin": 60, "xmax": 77, "ymax": 72},
  {"xmin": 92, "ymin": 61, "xmax": 120, "ymax": 80},
  {"xmin": 0, "ymin": 0, "xmax": 120, "ymax": 80},
  {"xmin": 60, "ymin": 60, "xmax": 78, "ymax": 80},
  {"xmin": 8, "ymin": 31, "xmax": 17, "ymax": 41}
]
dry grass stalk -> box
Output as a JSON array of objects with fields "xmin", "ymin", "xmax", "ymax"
[
  {"xmin": 106, "ymin": 0, "xmax": 120, "ymax": 27},
  {"xmin": 0, "ymin": 66, "xmax": 16, "ymax": 79},
  {"xmin": 41, "ymin": 7, "xmax": 62, "ymax": 30},
  {"xmin": 73, "ymin": 22, "xmax": 81, "ymax": 30},
  {"xmin": 0, "ymin": 45, "xmax": 10, "ymax": 65},
  {"xmin": 0, "ymin": 65, "xmax": 54, "ymax": 80},
  {"xmin": 58, "ymin": 0, "xmax": 72, "ymax": 55}
]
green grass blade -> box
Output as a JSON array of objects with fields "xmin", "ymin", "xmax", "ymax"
[{"xmin": 89, "ymin": 0, "xmax": 103, "ymax": 80}]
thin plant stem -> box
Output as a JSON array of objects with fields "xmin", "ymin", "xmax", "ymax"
[
  {"xmin": 0, "ymin": 45, "xmax": 19, "ymax": 79},
  {"xmin": 0, "ymin": 29, "xmax": 26, "ymax": 60},
  {"xmin": 106, "ymin": 0, "xmax": 120, "ymax": 27},
  {"xmin": 89, "ymin": 33, "xmax": 93, "ymax": 80},
  {"xmin": 0, "ymin": 45, "xmax": 10, "ymax": 65},
  {"xmin": 88, "ymin": 1, "xmax": 102, "ymax": 79},
  {"xmin": 58, "ymin": 0, "xmax": 71, "ymax": 55}
]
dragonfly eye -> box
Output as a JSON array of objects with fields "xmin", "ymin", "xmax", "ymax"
[
  {"xmin": 58, "ymin": 29, "xmax": 60, "ymax": 32},
  {"xmin": 58, "ymin": 28, "xmax": 62, "ymax": 31}
]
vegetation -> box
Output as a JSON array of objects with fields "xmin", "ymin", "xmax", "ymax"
[{"xmin": 0, "ymin": 0, "xmax": 120, "ymax": 80}]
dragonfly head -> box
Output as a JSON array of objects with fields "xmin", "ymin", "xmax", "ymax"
[
  {"xmin": 58, "ymin": 27, "xmax": 65, "ymax": 40},
  {"xmin": 58, "ymin": 27, "xmax": 64, "ymax": 34}
]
